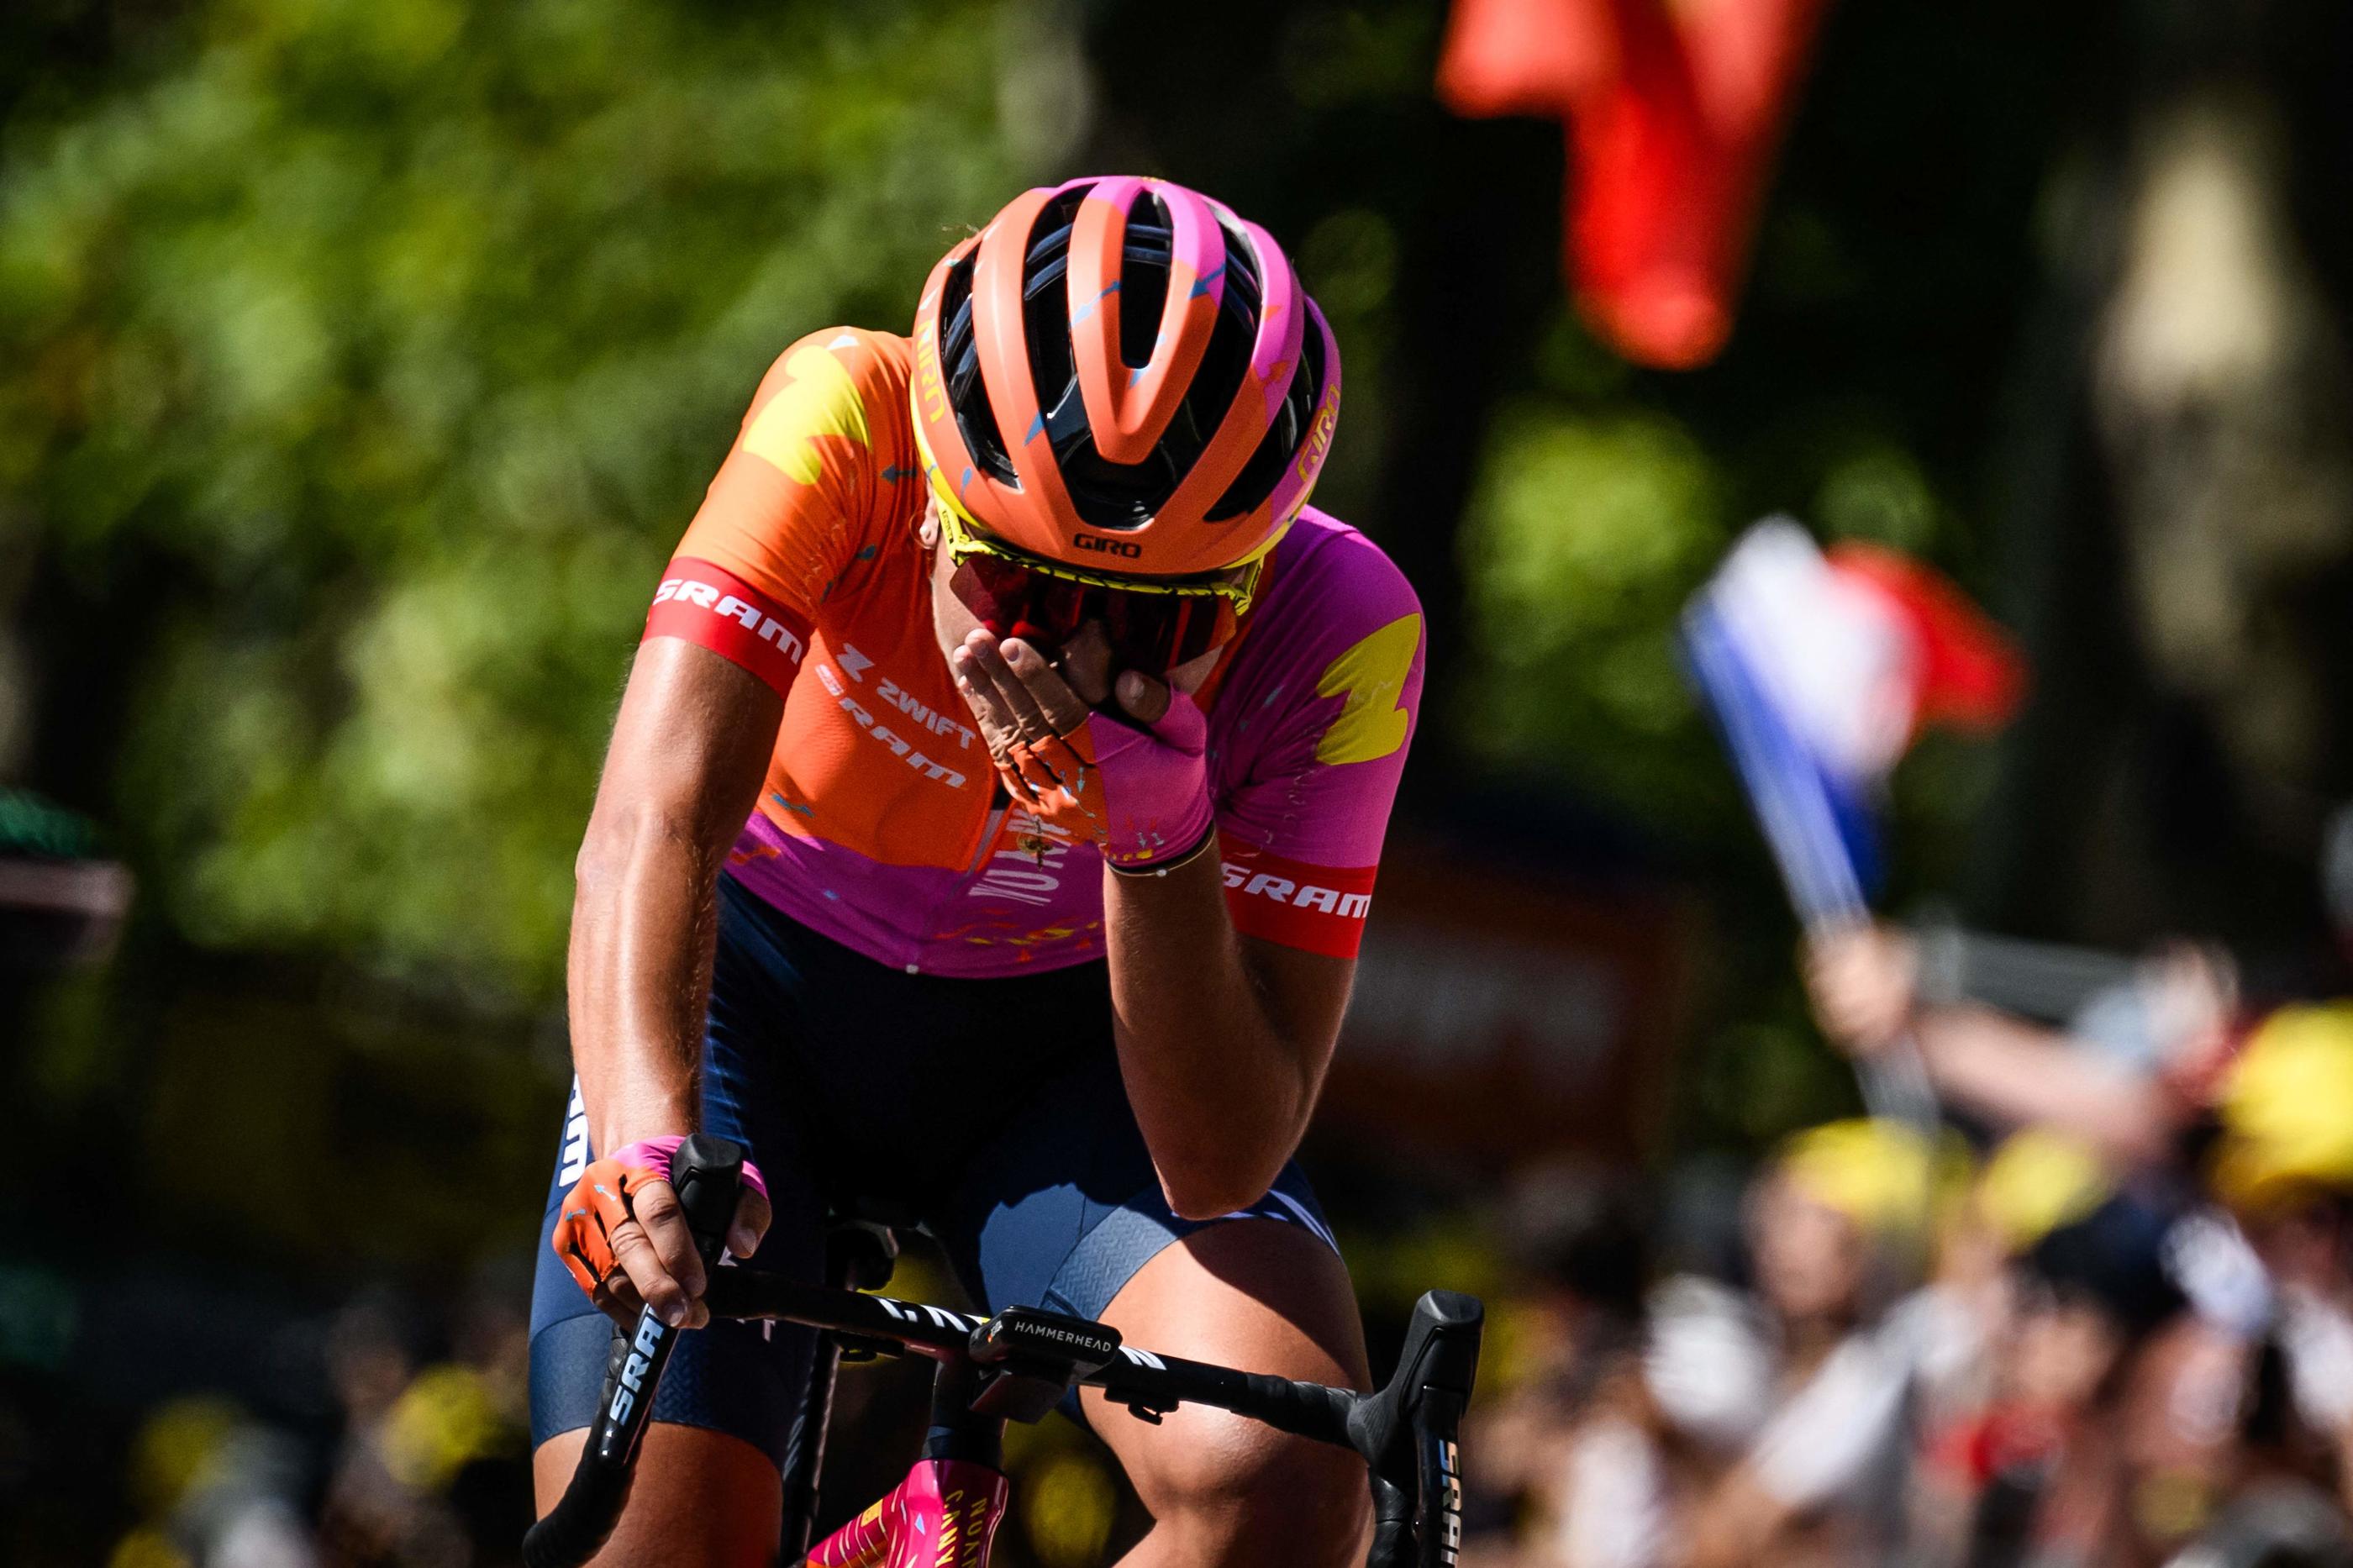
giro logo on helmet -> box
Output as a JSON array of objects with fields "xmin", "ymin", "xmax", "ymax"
[
  {"xmin": 1295, "ymin": 386, "xmax": 1340, "ymax": 486},
  {"xmin": 1073, "ymin": 534, "xmax": 1144, "ymax": 559}
]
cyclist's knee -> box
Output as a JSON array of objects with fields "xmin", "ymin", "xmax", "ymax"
[{"xmin": 1132, "ymin": 1409, "xmax": 1370, "ymax": 1568}]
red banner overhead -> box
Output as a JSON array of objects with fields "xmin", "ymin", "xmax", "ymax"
[{"xmin": 1438, "ymin": 0, "xmax": 1834, "ymax": 370}]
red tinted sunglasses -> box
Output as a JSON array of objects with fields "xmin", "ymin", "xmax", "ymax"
[{"xmin": 949, "ymin": 553, "xmax": 1241, "ymax": 675}]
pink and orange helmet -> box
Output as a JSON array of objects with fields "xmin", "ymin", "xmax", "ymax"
[{"xmin": 912, "ymin": 176, "xmax": 1341, "ymax": 581}]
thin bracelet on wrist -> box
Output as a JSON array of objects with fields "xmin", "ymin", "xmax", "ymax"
[{"xmin": 1107, "ymin": 823, "xmax": 1218, "ymax": 880}]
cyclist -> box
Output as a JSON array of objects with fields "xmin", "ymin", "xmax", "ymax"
[{"xmin": 529, "ymin": 176, "xmax": 1424, "ymax": 1566}]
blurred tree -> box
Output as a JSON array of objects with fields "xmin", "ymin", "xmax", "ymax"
[
  {"xmin": 1, "ymin": 0, "xmax": 1072, "ymax": 999},
  {"xmin": 1971, "ymin": 0, "xmax": 2353, "ymax": 960}
]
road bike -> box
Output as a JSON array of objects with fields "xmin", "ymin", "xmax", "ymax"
[{"xmin": 526, "ymin": 1135, "xmax": 1483, "ymax": 1568}]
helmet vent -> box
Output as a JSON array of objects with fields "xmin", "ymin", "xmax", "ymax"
[
  {"xmin": 1118, "ymin": 189, "xmax": 1172, "ymax": 370},
  {"xmin": 1208, "ymin": 292, "xmax": 1324, "ymax": 524},
  {"xmin": 940, "ymin": 250, "xmax": 1018, "ymax": 487},
  {"xmin": 1008, "ymin": 190, "xmax": 1270, "ymax": 531}
]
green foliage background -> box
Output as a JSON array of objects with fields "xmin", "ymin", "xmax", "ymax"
[{"xmin": 3, "ymin": 0, "xmax": 1053, "ymax": 995}]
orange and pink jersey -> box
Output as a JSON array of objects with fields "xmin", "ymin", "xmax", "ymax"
[{"xmin": 642, "ymin": 328, "xmax": 1424, "ymax": 978}]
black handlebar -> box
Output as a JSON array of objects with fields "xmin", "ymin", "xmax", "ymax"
[
  {"xmin": 521, "ymin": 1134, "xmax": 745, "ymax": 1568},
  {"xmin": 1355, "ymin": 1289, "xmax": 1482, "ymax": 1568},
  {"xmin": 526, "ymin": 1138, "xmax": 1482, "ymax": 1568}
]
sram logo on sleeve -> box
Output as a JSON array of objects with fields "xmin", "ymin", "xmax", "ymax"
[
  {"xmin": 652, "ymin": 572, "xmax": 807, "ymax": 663},
  {"xmin": 1219, "ymin": 845, "xmax": 1378, "ymax": 959},
  {"xmin": 644, "ymin": 557, "xmax": 813, "ymax": 697},
  {"xmin": 1223, "ymin": 862, "xmax": 1371, "ymax": 919}
]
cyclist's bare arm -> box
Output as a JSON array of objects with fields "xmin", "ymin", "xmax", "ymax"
[
  {"xmin": 567, "ymin": 636, "xmax": 782, "ymax": 1324},
  {"xmin": 958, "ymin": 633, "xmax": 1355, "ymax": 1222},
  {"xmin": 1108, "ymin": 860, "xmax": 1354, "ymax": 1220}
]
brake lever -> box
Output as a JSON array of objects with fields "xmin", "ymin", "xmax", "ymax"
[
  {"xmin": 521, "ymin": 1134, "xmax": 745, "ymax": 1568},
  {"xmin": 1413, "ymin": 1388, "xmax": 1470, "ymax": 1568},
  {"xmin": 1348, "ymin": 1290, "xmax": 1482, "ymax": 1568}
]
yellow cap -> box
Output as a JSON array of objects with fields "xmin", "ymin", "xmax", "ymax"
[
  {"xmin": 128, "ymin": 1397, "xmax": 240, "ymax": 1520},
  {"xmin": 1977, "ymin": 1128, "xmax": 2110, "ymax": 1251},
  {"xmin": 1777, "ymin": 1118, "xmax": 1969, "ymax": 1245},
  {"xmin": 2213, "ymin": 1002, "xmax": 2353, "ymax": 1211},
  {"xmin": 383, "ymin": 1364, "xmax": 508, "ymax": 1493}
]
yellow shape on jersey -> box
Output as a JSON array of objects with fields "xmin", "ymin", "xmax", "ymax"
[
  {"xmin": 745, "ymin": 343, "xmax": 870, "ymax": 484},
  {"xmin": 1314, "ymin": 612, "xmax": 1421, "ymax": 765}
]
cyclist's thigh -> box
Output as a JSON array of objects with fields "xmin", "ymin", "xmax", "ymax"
[
  {"xmin": 527, "ymin": 877, "xmax": 828, "ymax": 1507},
  {"xmin": 931, "ymin": 1035, "xmax": 1355, "ymax": 1346},
  {"xmin": 1082, "ymin": 1218, "xmax": 1371, "ymax": 1562},
  {"xmin": 939, "ymin": 1039, "xmax": 1371, "ymax": 1556}
]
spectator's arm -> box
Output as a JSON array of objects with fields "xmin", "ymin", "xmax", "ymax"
[
  {"xmin": 1682, "ymin": 1469, "xmax": 1789, "ymax": 1568},
  {"xmin": 1908, "ymin": 1004, "xmax": 2181, "ymax": 1165},
  {"xmin": 1803, "ymin": 925, "xmax": 2184, "ymax": 1166},
  {"xmin": 1682, "ymin": 1327, "xmax": 1915, "ymax": 1566}
]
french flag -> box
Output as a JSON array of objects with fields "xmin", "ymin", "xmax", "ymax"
[{"xmin": 1682, "ymin": 519, "xmax": 2024, "ymax": 926}]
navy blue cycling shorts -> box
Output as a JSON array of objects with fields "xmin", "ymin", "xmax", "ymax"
[{"xmin": 528, "ymin": 872, "xmax": 1336, "ymax": 1466}]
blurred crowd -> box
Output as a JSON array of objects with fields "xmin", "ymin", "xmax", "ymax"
[
  {"xmin": 59, "ymin": 1278, "xmax": 535, "ymax": 1568},
  {"xmin": 29, "ymin": 812, "xmax": 2353, "ymax": 1568},
  {"xmin": 1458, "ymin": 812, "xmax": 2353, "ymax": 1568}
]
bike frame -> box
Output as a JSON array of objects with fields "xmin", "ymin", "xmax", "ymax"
[
  {"xmin": 780, "ymin": 1214, "xmax": 908, "ymax": 1558},
  {"xmin": 803, "ymin": 1458, "xmax": 1009, "ymax": 1568},
  {"xmin": 802, "ymin": 1355, "xmax": 1011, "ymax": 1568},
  {"xmin": 524, "ymin": 1137, "xmax": 1482, "ymax": 1568}
]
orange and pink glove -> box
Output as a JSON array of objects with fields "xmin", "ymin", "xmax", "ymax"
[
  {"xmin": 551, "ymin": 1135, "xmax": 768, "ymax": 1299},
  {"xmin": 999, "ymin": 696, "xmax": 1215, "ymax": 873}
]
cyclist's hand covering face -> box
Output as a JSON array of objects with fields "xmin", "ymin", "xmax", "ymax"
[
  {"xmin": 919, "ymin": 495, "xmax": 1222, "ymax": 705},
  {"xmin": 951, "ymin": 627, "xmax": 1214, "ymax": 871},
  {"xmin": 923, "ymin": 502, "xmax": 1219, "ymax": 871}
]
